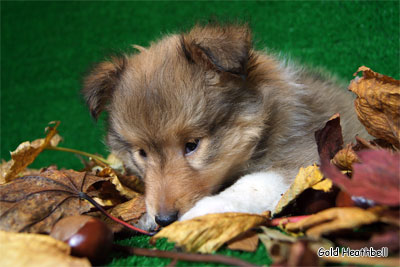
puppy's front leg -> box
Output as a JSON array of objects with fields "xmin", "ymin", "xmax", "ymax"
[{"xmin": 180, "ymin": 171, "xmax": 290, "ymax": 221}]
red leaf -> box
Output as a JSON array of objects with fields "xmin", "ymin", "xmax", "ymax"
[
  {"xmin": 315, "ymin": 114, "xmax": 344, "ymax": 160},
  {"xmin": 320, "ymin": 150, "xmax": 400, "ymax": 206}
]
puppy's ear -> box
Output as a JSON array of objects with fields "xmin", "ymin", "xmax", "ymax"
[
  {"xmin": 82, "ymin": 57, "xmax": 126, "ymax": 120},
  {"xmin": 181, "ymin": 24, "xmax": 252, "ymax": 76}
]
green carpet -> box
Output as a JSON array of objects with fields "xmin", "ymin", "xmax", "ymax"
[{"xmin": 2, "ymin": 1, "xmax": 399, "ymax": 266}]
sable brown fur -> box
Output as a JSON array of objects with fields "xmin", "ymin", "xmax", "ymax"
[{"xmin": 82, "ymin": 24, "xmax": 368, "ymax": 222}]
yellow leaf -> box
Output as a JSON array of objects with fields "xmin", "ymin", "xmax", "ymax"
[
  {"xmin": 349, "ymin": 66, "xmax": 400, "ymax": 148},
  {"xmin": 285, "ymin": 207, "xmax": 381, "ymax": 238},
  {"xmin": 0, "ymin": 230, "xmax": 90, "ymax": 267},
  {"xmin": 1, "ymin": 121, "xmax": 61, "ymax": 183},
  {"xmin": 274, "ymin": 165, "xmax": 332, "ymax": 215},
  {"xmin": 311, "ymin": 179, "xmax": 332, "ymax": 191},
  {"xmin": 150, "ymin": 212, "xmax": 268, "ymax": 253}
]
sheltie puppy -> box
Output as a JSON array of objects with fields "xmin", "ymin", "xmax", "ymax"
[{"xmin": 82, "ymin": 24, "xmax": 367, "ymax": 228}]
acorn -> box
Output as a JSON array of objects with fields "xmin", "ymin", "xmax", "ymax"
[{"xmin": 50, "ymin": 215, "xmax": 114, "ymax": 265}]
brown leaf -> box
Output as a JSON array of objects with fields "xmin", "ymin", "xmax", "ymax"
[
  {"xmin": 259, "ymin": 226, "xmax": 333, "ymax": 265},
  {"xmin": 274, "ymin": 165, "xmax": 332, "ymax": 215},
  {"xmin": 96, "ymin": 167, "xmax": 141, "ymax": 199},
  {"xmin": 1, "ymin": 121, "xmax": 62, "ymax": 183},
  {"xmin": 110, "ymin": 195, "xmax": 146, "ymax": 222},
  {"xmin": 349, "ymin": 66, "xmax": 400, "ymax": 148},
  {"xmin": 98, "ymin": 195, "xmax": 146, "ymax": 233},
  {"xmin": 285, "ymin": 207, "xmax": 381, "ymax": 238},
  {"xmin": 314, "ymin": 113, "xmax": 343, "ymax": 160},
  {"xmin": 0, "ymin": 168, "xmax": 112, "ymax": 233},
  {"xmin": 321, "ymin": 149, "xmax": 400, "ymax": 206},
  {"xmin": 258, "ymin": 226, "xmax": 297, "ymax": 263},
  {"xmin": 150, "ymin": 212, "xmax": 268, "ymax": 253},
  {"xmin": 331, "ymin": 144, "xmax": 360, "ymax": 170},
  {"xmin": 0, "ymin": 230, "xmax": 91, "ymax": 267},
  {"xmin": 227, "ymin": 230, "xmax": 259, "ymax": 252}
]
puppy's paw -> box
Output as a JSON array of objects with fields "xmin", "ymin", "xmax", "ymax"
[
  {"xmin": 180, "ymin": 196, "xmax": 235, "ymax": 221},
  {"xmin": 133, "ymin": 212, "xmax": 157, "ymax": 231}
]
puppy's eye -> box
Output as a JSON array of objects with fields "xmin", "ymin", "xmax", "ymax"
[
  {"xmin": 185, "ymin": 139, "xmax": 200, "ymax": 155},
  {"xmin": 138, "ymin": 149, "xmax": 147, "ymax": 158}
]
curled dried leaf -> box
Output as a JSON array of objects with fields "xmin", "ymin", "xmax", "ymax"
[
  {"xmin": 98, "ymin": 195, "xmax": 147, "ymax": 233},
  {"xmin": 274, "ymin": 165, "xmax": 332, "ymax": 215},
  {"xmin": 349, "ymin": 66, "xmax": 400, "ymax": 148},
  {"xmin": 331, "ymin": 144, "xmax": 360, "ymax": 170},
  {"xmin": 1, "ymin": 121, "xmax": 61, "ymax": 183},
  {"xmin": 314, "ymin": 113, "xmax": 343, "ymax": 160},
  {"xmin": 97, "ymin": 167, "xmax": 141, "ymax": 199},
  {"xmin": 285, "ymin": 207, "xmax": 381, "ymax": 238},
  {"xmin": 150, "ymin": 212, "xmax": 268, "ymax": 253}
]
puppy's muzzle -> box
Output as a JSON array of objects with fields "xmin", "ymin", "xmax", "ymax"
[{"xmin": 155, "ymin": 211, "xmax": 178, "ymax": 227}]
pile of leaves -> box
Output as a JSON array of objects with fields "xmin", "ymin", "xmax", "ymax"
[{"xmin": 1, "ymin": 66, "xmax": 399, "ymax": 267}]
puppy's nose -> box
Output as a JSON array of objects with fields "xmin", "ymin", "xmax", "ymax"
[{"xmin": 155, "ymin": 211, "xmax": 178, "ymax": 227}]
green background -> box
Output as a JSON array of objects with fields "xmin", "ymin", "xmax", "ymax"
[{"xmin": 2, "ymin": 1, "xmax": 399, "ymax": 266}]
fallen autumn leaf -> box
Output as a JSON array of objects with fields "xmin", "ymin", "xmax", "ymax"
[
  {"xmin": 274, "ymin": 164, "xmax": 332, "ymax": 215},
  {"xmin": 285, "ymin": 207, "xmax": 381, "ymax": 238},
  {"xmin": 150, "ymin": 212, "xmax": 268, "ymax": 253},
  {"xmin": 0, "ymin": 230, "xmax": 90, "ymax": 267},
  {"xmin": 1, "ymin": 121, "xmax": 61, "ymax": 183},
  {"xmin": 0, "ymin": 168, "xmax": 112, "ymax": 233},
  {"xmin": 349, "ymin": 66, "xmax": 400, "ymax": 148},
  {"xmin": 321, "ymin": 149, "xmax": 400, "ymax": 206}
]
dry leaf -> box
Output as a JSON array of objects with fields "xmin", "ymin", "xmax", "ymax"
[
  {"xmin": 258, "ymin": 226, "xmax": 333, "ymax": 265},
  {"xmin": 274, "ymin": 165, "xmax": 332, "ymax": 215},
  {"xmin": 331, "ymin": 144, "xmax": 360, "ymax": 170},
  {"xmin": 226, "ymin": 231, "xmax": 259, "ymax": 252},
  {"xmin": 314, "ymin": 113, "xmax": 343, "ymax": 160},
  {"xmin": 98, "ymin": 195, "xmax": 146, "ymax": 233},
  {"xmin": 1, "ymin": 121, "xmax": 62, "ymax": 183},
  {"xmin": 258, "ymin": 226, "xmax": 297, "ymax": 263},
  {"xmin": 0, "ymin": 168, "xmax": 112, "ymax": 233},
  {"xmin": 321, "ymin": 149, "xmax": 400, "ymax": 206},
  {"xmin": 0, "ymin": 230, "xmax": 90, "ymax": 267},
  {"xmin": 110, "ymin": 195, "xmax": 146, "ymax": 222},
  {"xmin": 285, "ymin": 207, "xmax": 381, "ymax": 238},
  {"xmin": 150, "ymin": 212, "xmax": 268, "ymax": 253},
  {"xmin": 349, "ymin": 66, "xmax": 400, "ymax": 148},
  {"xmin": 97, "ymin": 167, "xmax": 141, "ymax": 199}
]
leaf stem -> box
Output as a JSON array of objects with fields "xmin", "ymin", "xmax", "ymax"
[
  {"xmin": 113, "ymin": 244, "xmax": 259, "ymax": 267},
  {"xmin": 78, "ymin": 192, "xmax": 155, "ymax": 236},
  {"xmin": 45, "ymin": 146, "xmax": 111, "ymax": 165}
]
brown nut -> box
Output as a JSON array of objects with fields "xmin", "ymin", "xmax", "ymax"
[{"xmin": 50, "ymin": 215, "xmax": 113, "ymax": 264}]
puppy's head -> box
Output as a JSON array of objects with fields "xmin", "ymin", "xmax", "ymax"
[{"xmin": 82, "ymin": 24, "xmax": 267, "ymax": 226}]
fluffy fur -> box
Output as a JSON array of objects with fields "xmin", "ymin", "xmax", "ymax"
[{"xmin": 82, "ymin": 24, "xmax": 367, "ymax": 228}]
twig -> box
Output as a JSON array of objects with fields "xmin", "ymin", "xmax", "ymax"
[
  {"xmin": 46, "ymin": 146, "xmax": 111, "ymax": 165},
  {"xmin": 113, "ymin": 244, "xmax": 259, "ymax": 267},
  {"xmin": 78, "ymin": 192, "xmax": 155, "ymax": 236}
]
